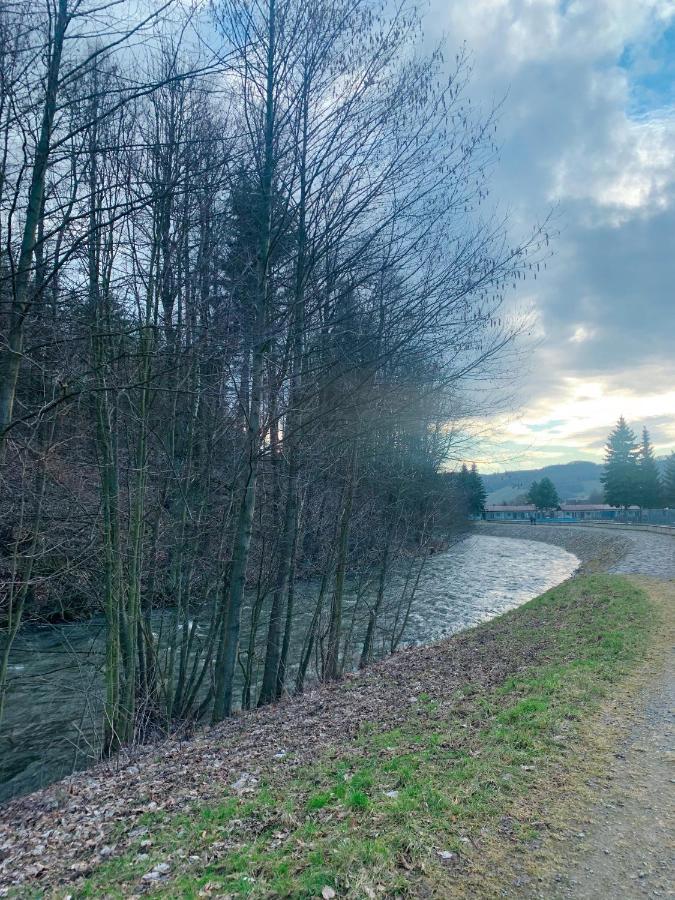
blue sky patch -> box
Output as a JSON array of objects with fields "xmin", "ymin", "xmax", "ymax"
[
  {"xmin": 528, "ymin": 420, "xmax": 566, "ymax": 433},
  {"xmin": 620, "ymin": 18, "xmax": 675, "ymax": 116}
]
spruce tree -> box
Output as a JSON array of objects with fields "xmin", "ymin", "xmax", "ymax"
[
  {"xmin": 468, "ymin": 463, "xmax": 487, "ymax": 516},
  {"xmin": 637, "ymin": 426, "xmax": 662, "ymax": 509},
  {"xmin": 457, "ymin": 463, "xmax": 488, "ymax": 516},
  {"xmin": 663, "ymin": 452, "xmax": 675, "ymax": 508},
  {"xmin": 601, "ymin": 417, "xmax": 639, "ymax": 509},
  {"xmin": 527, "ymin": 480, "xmax": 539, "ymax": 507},
  {"xmin": 528, "ymin": 477, "xmax": 560, "ymax": 511}
]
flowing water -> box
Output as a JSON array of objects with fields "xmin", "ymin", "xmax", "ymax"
[{"xmin": 0, "ymin": 533, "xmax": 577, "ymax": 803}]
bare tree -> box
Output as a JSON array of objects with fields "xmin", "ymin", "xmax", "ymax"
[{"xmin": 0, "ymin": 0, "xmax": 548, "ymax": 796}]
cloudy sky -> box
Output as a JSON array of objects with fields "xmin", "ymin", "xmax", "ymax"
[{"xmin": 429, "ymin": 0, "xmax": 675, "ymax": 471}]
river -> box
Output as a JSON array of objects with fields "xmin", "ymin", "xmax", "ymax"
[{"xmin": 0, "ymin": 533, "xmax": 578, "ymax": 803}]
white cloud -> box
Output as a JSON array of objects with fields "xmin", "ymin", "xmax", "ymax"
[
  {"xmin": 550, "ymin": 109, "xmax": 675, "ymax": 223},
  {"xmin": 475, "ymin": 372, "xmax": 675, "ymax": 470},
  {"xmin": 569, "ymin": 324, "xmax": 594, "ymax": 343}
]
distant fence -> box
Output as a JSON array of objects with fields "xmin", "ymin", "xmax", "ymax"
[
  {"xmin": 638, "ymin": 508, "xmax": 675, "ymax": 526},
  {"xmin": 570, "ymin": 521, "xmax": 675, "ymax": 537},
  {"xmin": 478, "ymin": 520, "xmax": 675, "ymax": 537},
  {"xmin": 481, "ymin": 508, "xmax": 675, "ymax": 526}
]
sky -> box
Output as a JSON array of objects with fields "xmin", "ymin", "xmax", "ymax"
[{"xmin": 428, "ymin": 0, "xmax": 675, "ymax": 471}]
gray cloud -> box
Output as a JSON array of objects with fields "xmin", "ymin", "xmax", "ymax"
[{"xmin": 428, "ymin": 0, "xmax": 675, "ymax": 463}]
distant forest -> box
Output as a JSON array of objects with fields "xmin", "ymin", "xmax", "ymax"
[{"xmin": 484, "ymin": 455, "xmax": 671, "ymax": 506}]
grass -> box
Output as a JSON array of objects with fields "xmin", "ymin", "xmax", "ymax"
[{"xmin": 72, "ymin": 574, "xmax": 658, "ymax": 899}]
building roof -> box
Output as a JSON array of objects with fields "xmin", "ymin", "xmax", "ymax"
[
  {"xmin": 560, "ymin": 504, "xmax": 640, "ymax": 511},
  {"xmin": 560, "ymin": 504, "xmax": 613, "ymax": 511},
  {"xmin": 485, "ymin": 505, "xmax": 535, "ymax": 512},
  {"xmin": 485, "ymin": 503, "xmax": 640, "ymax": 512}
]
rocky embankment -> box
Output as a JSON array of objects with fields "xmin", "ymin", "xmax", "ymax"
[{"xmin": 476, "ymin": 522, "xmax": 632, "ymax": 573}]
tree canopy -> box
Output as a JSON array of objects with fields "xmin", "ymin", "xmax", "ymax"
[
  {"xmin": 663, "ymin": 453, "xmax": 675, "ymax": 508},
  {"xmin": 0, "ymin": 0, "xmax": 548, "ymax": 768},
  {"xmin": 601, "ymin": 418, "xmax": 668, "ymax": 510}
]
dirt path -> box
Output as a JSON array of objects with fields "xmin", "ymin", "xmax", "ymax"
[
  {"xmin": 530, "ymin": 577, "xmax": 675, "ymax": 900},
  {"xmin": 476, "ymin": 528, "xmax": 675, "ymax": 899}
]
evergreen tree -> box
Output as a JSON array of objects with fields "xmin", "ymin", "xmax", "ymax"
[
  {"xmin": 663, "ymin": 452, "xmax": 675, "ymax": 508},
  {"xmin": 468, "ymin": 463, "xmax": 487, "ymax": 516},
  {"xmin": 526, "ymin": 480, "xmax": 538, "ymax": 507},
  {"xmin": 637, "ymin": 427, "xmax": 662, "ymax": 509},
  {"xmin": 601, "ymin": 416, "xmax": 639, "ymax": 509},
  {"xmin": 457, "ymin": 463, "xmax": 488, "ymax": 516},
  {"xmin": 457, "ymin": 463, "xmax": 470, "ymax": 508},
  {"xmin": 457, "ymin": 464, "xmax": 471, "ymax": 516},
  {"xmin": 527, "ymin": 477, "xmax": 560, "ymax": 511}
]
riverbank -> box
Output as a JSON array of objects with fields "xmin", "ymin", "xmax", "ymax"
[
  {"xmin": 1, "ymin": 572, "xmax": 669, "ymax": 897},
  {"xmin": 1, "ymin": 535, "xmax": 578, "ymax": 804}
]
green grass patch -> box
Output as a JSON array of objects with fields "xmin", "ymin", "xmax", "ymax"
[{"xmin": 76, "ymin": 575, "xmax": 654, "ymax": 899}]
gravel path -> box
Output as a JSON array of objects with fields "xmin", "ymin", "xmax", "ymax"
[
  {"xmin": 533, "ymin": 577, "xmax": 675, "ymax": 900},
  {"xmin": 479, "ymin": 525, "xmax": 675, "ymax": 900},
  {"xmin": 607, "ymin": 529, "xmax": 675, "ymax": 578}
]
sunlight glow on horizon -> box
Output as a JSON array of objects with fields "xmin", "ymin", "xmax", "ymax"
[{"xmin": 467, "ymin": 377, "xmax": 675, "ymax": 473}]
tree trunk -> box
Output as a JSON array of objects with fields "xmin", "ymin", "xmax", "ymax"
[
  {"xmin": 212, "ymin": 0, "xmax": 276, "ymax": 722},
  {"xmin": 324, "ymin": 440, "xmax": 357, "ymax": 681},
  {"xmin": 258, "ymin": 470, "xmax": 297, "ymax": 705},
  {"xmin": 276, "ymin": 515, "xmax": 299, "ymax": 698},
  {"xmin": 359, "ymin": 534, "xmax": 391, "ymax": 669},
  {"xmin": 0, "ymin": 0, "xmax": 69, "ymax": 459}
]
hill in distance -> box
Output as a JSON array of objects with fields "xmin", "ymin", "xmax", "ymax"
[
  {"xmin": 482, "ymin": 460, "xmax": 604, "ymax": 504},
  {"xmin": 482, "ymin": 457, "xmax": 669, "ymax": 505}
]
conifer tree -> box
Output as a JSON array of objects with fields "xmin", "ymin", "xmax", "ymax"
[
  {"xmin": 663, "ymin": 452, "xmax": 675, "ymax": 508},
  {"xmin": 527, "ymin": 477, "xmax": 560, "ymax": 511},
  {"xmin": 637, "ymin": 426, "xmax": 662, "ymax": 509},
  {"xmin": 458, "ymin": 464, "xmax": 471, "ymax": 513},
  {"xmin": 468, "ymin": 463, "xmax": 487, "ymax": 516},
  {"xmin": 457, "ymin": 463, "xmax": 487, "ymax": 516},
  {"xmin": 601, "ymin": 417, "xmax": 639, "ymax": 509}
]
